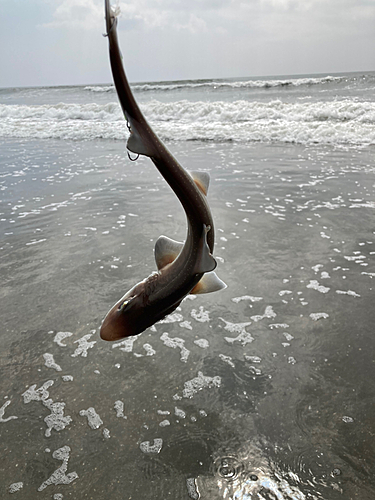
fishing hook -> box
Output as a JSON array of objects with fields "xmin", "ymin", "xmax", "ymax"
[
  {"xmin": 103, "ymin": 18, "xmax": 117, "ymax": 37},
  {"xmin": 127, "ymin": 151, "xmax": 139, "ymax": 162}
]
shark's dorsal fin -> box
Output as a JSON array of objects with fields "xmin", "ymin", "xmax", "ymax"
[
  {"xmin": 189, "ymin": 171, "xmax": 210, "ymax": 196},
  {"xmin": 193, "ymin": 224, "xmax": 216, "ymax": 274},
  {"xmin": 154, "ymin": 235, "xmax": 184, "ymax": 270},
  {"xmin": 190, "ymin": 271, "xmax": 227, "ymax": 294}
]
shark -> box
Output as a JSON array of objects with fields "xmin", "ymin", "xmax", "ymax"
[{"xmin": 100, "ymin": 0, "xmax": 226, "ymax": 341}]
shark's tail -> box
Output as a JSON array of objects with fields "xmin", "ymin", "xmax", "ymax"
[
  {"xmin": 104, "ymin": 0, "xmax": 121, "ymax": 37},
  {"xmin": 110, "ymin": 1, "xmax": 121, "ymax": 18}
]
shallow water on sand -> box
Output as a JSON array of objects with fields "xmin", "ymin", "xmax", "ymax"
[{"xmin": 1, "ymin": 138, "xmax": 375, "ymax": 499}]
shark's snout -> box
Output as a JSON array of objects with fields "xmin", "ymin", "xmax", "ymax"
[{"xmin": 100, "ymin": 305, "xmax": 137, "ymax": 341}]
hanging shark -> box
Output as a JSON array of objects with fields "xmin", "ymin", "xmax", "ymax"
[{"xmin": 100, "ymin": 0, "xmax": 226, "ymax": 341}]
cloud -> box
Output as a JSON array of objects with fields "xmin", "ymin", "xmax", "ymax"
[
  {"xmin": 1, "ymin": 0, "xmax": 374, "ymax": 87},
  {"xmin": 41, "ymin": 0, "xmax": 104, "ymax": 30},
  {"xmin": 116, "ymin": 1, "xmax": 208, "ymax": 32},
  {"xmin": 40, "ymin": 0, "xmax": 209, "ymax": 33},
  {"xmin": 41, "ymin": 0, "xmax": 375, "ymax": 41}
]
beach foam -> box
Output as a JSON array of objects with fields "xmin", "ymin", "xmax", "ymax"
[{"xmin": 1, "ymin": 98, "xmax": 374, "ymax": 145}]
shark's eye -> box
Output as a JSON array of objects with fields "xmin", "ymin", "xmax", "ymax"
[
  {"xmin": 118, "ymin": 300, "xmax": 129, "ymax": 310},
  {"xmin": 118, "ymin": 296, "xmax": 135, "ymax": 311}
]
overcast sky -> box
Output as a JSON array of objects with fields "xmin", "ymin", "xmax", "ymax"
[{"xmin": 1, "ymin": 0, "xmax": 374, "ymax": 88}]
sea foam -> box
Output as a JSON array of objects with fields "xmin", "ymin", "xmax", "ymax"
[{"xmin": 1, "ymin": 99, "xmax": 374, "ymax": 145}]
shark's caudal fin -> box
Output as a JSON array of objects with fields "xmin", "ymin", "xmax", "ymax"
[
  {"xmin": 105, "ymin": 0, "xmax": 120, "ymax": 25},
  {"xmin": 110, "ymin": 0, "xmax": 121, "ymax": 18}
]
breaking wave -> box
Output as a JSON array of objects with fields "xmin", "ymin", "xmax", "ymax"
[
  {"xmin": 131, "ymin": 75, "xmax": 344, "ymax": 92},
  {"xmin": 83, "ymin": 75, "xmax": 345, "ymax": 94},
  {"xmin": 84, "ymin": 85, "xmax": 114, "ymax": 93},
  {"xmin": 1, "ymin": 98, "xmax": 374, "ymax": 146}
]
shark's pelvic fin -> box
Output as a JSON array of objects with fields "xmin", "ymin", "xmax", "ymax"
[
  {"xmin": 188, "ymin": 171, "xmax": 210, "ymax": 196},
  {"xmin": 190, "ymin": 271, "xmax": 227, "ymax": 294},
  {"xmin": 193, "ymin": 224, "xmax": 217, "ymax": 274},
  {"xmin": 154, "ymin": 235, "xmax": 184, "ymax": 270}
]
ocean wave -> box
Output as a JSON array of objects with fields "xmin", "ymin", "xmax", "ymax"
[
  {"xmin": 84, "ymin": 85, "xmax": 115, "ymax": 93},
  {"xmin": 0, "ymin": 102, "xmax": 121, "ymax": 121},
  {"xmin": 1, "ymin": 99, "xmax": 374, "ymax": 146},
  {"xmin": 141, "ymin": 99, "xmax": 375, "ymax": 125},
  {"xmin": 83, "ymin": 75, "xmax": 344, "ymax": 94},
  {"xmin": 132, "ymin": 75, "xmax": 344, "ymax": 92}
]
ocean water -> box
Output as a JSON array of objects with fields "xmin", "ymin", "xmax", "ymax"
[
  {"xmin": 0, "ymin": 72, "xmax": 375, "ymax": 499},
  {"xmin": 1, "ymin": 72, "xmax": 375, "ymax": 145}
]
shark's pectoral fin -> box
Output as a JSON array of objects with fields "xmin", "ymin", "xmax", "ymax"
[
  {"xmin": 154, "ymin": 235, "xmax": 184, "ymax": 270},
  {"xmin": 188, "ymin": 171, "xmax": 210, "ymax": 196},
  {"xmin": 190, "ymin": 271, "xmax": 227, "ymax": 294},
  {"xmin": 194, "ymin": 224, "xmax": 217, "ymax": 274}
]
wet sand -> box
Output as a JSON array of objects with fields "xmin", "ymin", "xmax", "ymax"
[{"xmin": 1, "ymin": 137, "xmax": 375, "ymax": 499}]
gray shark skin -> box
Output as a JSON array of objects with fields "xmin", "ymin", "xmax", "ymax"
[{"xmin": 100, "ymin": 0, "xmax": 226, "ymax": 341}]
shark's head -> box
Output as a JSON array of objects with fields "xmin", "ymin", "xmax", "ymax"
[{"xmin": 100, "ymin": 281, "xmax": 149, "ymax": 341}]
